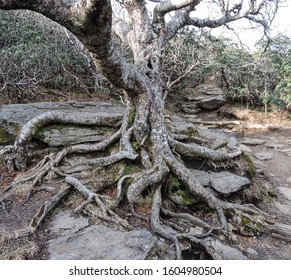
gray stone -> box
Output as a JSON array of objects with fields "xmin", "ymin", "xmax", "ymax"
[
  {"xmin": 181, "ymin": 103, "xmax": 201, "ymax": 114},
  {"xmin": 183, "ymin": 84, "xmax": 225, "ymax": 101},
  {"xmin": 205, "ymin": 238, "xmax": 248, "ymax": 260},
  {"xmin": 50, "ymin": 210, "xmax": 89, "ymax": 235},
  {"xmin": 210, "ymin": 171, "xmax": 250, "ymax": 194},
  {"xmin": 167, "ymin": 115, "xmax": 196, "ymax": 134},
  {"xmin": 197, "ymin": 128, "xmax": 239, "ymax": 151},
  {"xmin": 254, "ymin": 152, "xmax": 273, "ymax": 161},
  {"xmin": 278, "ymin": 187, "xmax": 291, "ymax": 201},
  {"xmin": 245, "ymin": 248, "xmax": 259, "ymax": 259},
  {"xmin": 184, "ymin": 91, "xmax": 207, "ymax": 102},
  {"xmin": 182, "ymin": 83, "xmax": 226, "ymax": 110},
  {"xmin": 264, "ymin": 143, "xmax": 284, "ymax": 149},
  {"xmin": 191, "ymin": 170, "xmax": 250, "ymax": 195},
  {"xmin": 0, "ymin": 102, "xmax": 124, "ymax": 145},
  {"xmin": 242, "ymin": 138, "xmax": 266, "ymax": 146},
  {"xmin": 195, "ymin": 84, "xmax": 225, "ymax": 96},
  {"xmin": 274, "ymin": 202, "xmax": 291, "ymax": 216},
  {"xmin": 36, "ymin": 125, "xmax": 114, "ymax": 147},
  {"xmin": 240, "ymin": 144, "xmax": 252, "ymax": 153},
  {"xmin": 191, "ymin": 169, "xmax": 211, "ymax": 186},
  {"xmin": 287, "ymin": 177, "xmax": 291, "ymax": 186},
  {"xmin": 195, "ymin": 96, "xmax": 226, "ymax": 110},
  {"xmin": 279, "ymin": 148, "xmax": 291, "ymax": 157},
  {"xmin": 48, "ymin": 211, "xmax": 173, "ymax": 260}
]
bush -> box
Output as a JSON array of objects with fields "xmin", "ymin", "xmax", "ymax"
[{"xmin": 0, "ymin": 10, "xmax": 108, "ymax": 103}]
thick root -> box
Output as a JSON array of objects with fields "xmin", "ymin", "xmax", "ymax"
[
  {"xmin": 12, "ymin": 111, "xmax": 122, "ymax": 170},
  {"xmin": 151, "ymin": 186, "xmax": 182, "ymax": 260},
  {"xmin": 168, "ymin": 137, "xmax": 241, "ymax": 161},
  {"xmin": 127, "ymin": 164, "xmax": 169, "ymax": 204},
  {"xmin": 2, "ymin": 105, "xmax": 291, "ymax": 260}
]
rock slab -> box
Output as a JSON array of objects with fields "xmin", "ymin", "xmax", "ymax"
[
  {"xmin": 191, "ymin": 170, "xmax": 250, "ymax": 195},
  {"xmin": 210, "ymin": 171, "xmax": 250, "ymax": 194},
  {"xmin": 205, "ymin": 238, "xmax": 248, "ymax": 260},
  {"xmin": 0, "ymin": 102, "xmax": 124, "ymax": 146},
  {"xmin": 183, "ymin": 83, "xmax": 226, "ymax": 110},
  {"xmin": 278, "ymin": 187, "xmax": 291, "ymax": 201},
  {"xmin": 242, "ymin": 138, "xmax": 266, "ymax": 146},
  {"xmin": 48, "ymin": 211, "xmax": 173, "ymax": 260},
  {"xmin": 254, "ymin": 152, "xmax": 273, "ymax": 161}
]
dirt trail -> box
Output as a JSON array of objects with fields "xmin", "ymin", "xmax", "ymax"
[{"xmin": 194, "ymin": 107, "xmax": 291, "ymax": 259}]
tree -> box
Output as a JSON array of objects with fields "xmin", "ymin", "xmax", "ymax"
[{"xmin": 0, "ymin": 0, "xmax": 290, "ymax": 259}]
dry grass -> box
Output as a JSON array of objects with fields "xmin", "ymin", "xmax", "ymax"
[{"xmin": 0, "ymin": 236, "xmax": 39, "ymax": 260}]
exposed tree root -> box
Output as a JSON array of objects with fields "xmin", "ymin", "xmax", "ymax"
[
  {"xmin": 168, "ymin": 137, "xmax": 241, "ymax": 162},
  {"xmin": 65, "ymin": 176, "xmax": 132, "ymax": 230},
  {"xmin": 151, "ymin": 186, "xmax": 182, "ymax": 260},
  {"xmin": 1, "ymin": 109, "xmax": 291, "ymax": 260},
  {"xmin": 11, "ymin": 111, "xmax": 122, "ymax": 170}
]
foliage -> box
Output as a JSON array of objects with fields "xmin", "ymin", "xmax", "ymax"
[
  {"xmin": 0, "ymin": 10, "xmax": 108, "ymax": 103},
  {"xmin": 1, "ymin": 10, "xmax": 290, "ymax": 111},
  {"xmin": 167, "ymin": 31, "xmax": 291, "ymax": 111},
  {"xmin": 210, "ymin": 34, "xmax": 291, "ymax": 110},
  {"xmin": 162, "ymin": 29, "xmax": 221, "ymax": 93},
  {"xmin": 267, "ymin": 35, "xmax": 291, "ymax": 106}
]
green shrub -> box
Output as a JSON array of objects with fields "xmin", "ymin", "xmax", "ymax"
[{"xmin": 0, "ymin": 10, "xmax": 108, "ymax": 103}]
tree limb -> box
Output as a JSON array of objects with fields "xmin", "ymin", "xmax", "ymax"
[
  {"xmin": 164, "ymin": 0, "xmax": 280, "ymax": 43},
  {"xmin": 154, "ymin": 0, "xmax": 200, "ymax": 16},
  {"xmin": 0, "ymin": 0, "xmax": 137, "ymax": 91}
]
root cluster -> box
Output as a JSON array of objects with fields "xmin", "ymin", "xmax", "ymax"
[{"xmin": 1, "ymin": 107, "xmax": 291, "ymax": 260}]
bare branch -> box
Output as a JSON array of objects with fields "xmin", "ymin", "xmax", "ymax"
[
  {"xmin": 153, "ymin": 0, "xmax": 200, "ymax": 41},
  {"xmin": 164, "ymin": 0, "xmax": 281, "ymax": 43},
  {"xmin": 154, "ymin": 0, "xmax": 200, "ymax": 15}
]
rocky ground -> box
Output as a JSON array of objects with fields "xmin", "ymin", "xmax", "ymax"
[
  {"xmin": 1, "ymin": 84, "xmax": 291, "ymax": 260},
  {"xmin": 192, "ymin": 108, "xmax": 291, "ymax": 259}
]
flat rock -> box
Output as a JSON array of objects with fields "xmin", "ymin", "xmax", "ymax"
[
  {"xmin": 264, "ymin": 143, "xmax": 284, "ymax": 149},
  {"xmin": 254, "ymin": 152, "xmax": 273, "ymax": 161},
  {"xmin": 191, "ymin": 169, "xmax": 211, "ymax": 186},
  {"xmin": 197, "ymin": 128, "xmax": 239, "ymax": 150},
  {"xmin": 278, "ymin": 148, "xmax": 291, "ymax": 157},
  {"xmin": 195, "ymin": 84, "xmax": 225, "ymax": 96},
  {"xmin": 195, "ymin": 96, "xmax": 226, "ymax": 110},
  {"xmin": 287, "ymin": 177, "xmax": 291, "ymax": 185},
  {"xmin": 210, "ymin": 171, "xmax": 250, "ymax": 194},
  {"xmin": 245, "ymin": 248, "xmax": 259, "ymax": 259},
  {"xmin": 50, "ymin": 210, "xmax": 89, "ymax": 235},
  {"xmin": 167, "ymin": 115, "xmax": 196, "ymax": 134},
  {"xmin": 48, "ymin": 210, "xmax": 174, "ymax": 260},
  {"xmin": 205, "ymin": 238, "xmax": 248, "ymax": 260},
  {"xmin": 274, "ymin": 202, "xmax": 291, "ymax": 216},
  {"xmin": 278, "ymin": 187, "xmax": 291, "ymax": 201},
  {"xmin": 239, "ymin": 144, "xmax": 252, "ymax": 153},
  {"xmin": 191, "ymin": 170, "xmax": 250, "ymax": 195},
  {"xmin": 242, "ymin": 138, "xmax": 266, "ymax": 146},
  {"xmin": 183, "ymin": 90, "xmax": 207, "ymax": 102},
  {"xmin": 36, "ymin": 125, "xmax": 115, "ymax": 147},
  {"xmin": 167, "ymin": 116, "xmax": 239, "ymax": 152},
  {"xmin": 0, "ymin": 102, "xmax": 124, "ymax": 145}
]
